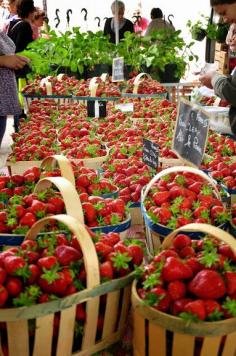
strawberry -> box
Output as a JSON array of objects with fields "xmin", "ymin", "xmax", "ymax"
[
  {"xmin": 162, "ymin": 257, "xmax": 193, "ymax": 282},
  {"xmin": 183, "ymin": 299, "xmax": 206, "ymax": 321},
  {"xmin": 224, "ymin": 271, "xmax": 236, "ymax": 295},
  {"xmin": 127, "ymin": 244, "xmax": 144, "ymax": 265},
  {"xmin": 204, "ymin": 300, "xmax": 223, "ymax": 320},
  {"xmin": 5, "ymin": 277, "xmax": 22, "ymax": 297},
  {"xmin": 152, "ymin": 191, "xmax": 170, "ymax": 206},
  {"xmin": 173, "ymin": 234, "xmax": 192, "ymax": 250},
  {"xmin": 188, "ymin": 270, "xmax": 226, "ymax": 299},
  {"xmin": 100, "ymin": 261, "xmax": 113, "ymax": 280},
  {"xmin": 167, "ymin": 280, "xmax": 186, "ymax": 300},
  {"xmin": 147, "ymin": 287, "xmax": 171, "ymax": 312},
  {"xmin": 171, "ymin": 298, "xmax": 193, "ymax": 315},
  {"xmin": 55, "ymin": 245, "xmax": 82, "ymax": 266},
  {"xmin": 0, "ymin": 285, "xmax": 8, "ymax": 307}
]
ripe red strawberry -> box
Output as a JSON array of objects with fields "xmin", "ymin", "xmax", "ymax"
[
  {"xmin": 5, "ymin": 277, "xmax": 22, "ymax": 297},
  {"xmin": 0, "ymin": 285, "xmax": 8, "ymax": 306},
  {"xmin": 167, "ymin": 280, "xmax": 186, "ymax": 300},
  {"xmin": 162, "ymin": 257, "xmax": 193, "ymax": 282},
  {"xmin": 224, "ymin": 271, "xmax": 236, "ymax": 295},
  {"xmin": 171, "ymin": 298, "xmax": 193, "ymax": 315},
  {"xmin": 188, "ymin": 270, "xmax": 226, "ymax": 299},
  {"xmin": 100, "ymin": 261, "xmax": 113, "ymax": 280},
  {"xmin": 184, "ymin": 299, "xmax": 206, "ymax": 321},
  {"xmin": 204, "ymin": 299, "xmax": 222, "ymax": 320},
  {"xmin": 173, "ymin": 234, "xmax": 192, "ymax": 250},
  {"xmin": 149, "ymin": 287, "xmax": 171, "ymax": 312},
  {"xmin": 127, "ymin": 244, "xmax": 144, "ymax": 265},
  {"xmin": 152, "ymin": 191, "xmax": 170, "ymax": 206}
]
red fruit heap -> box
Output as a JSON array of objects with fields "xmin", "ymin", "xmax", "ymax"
[
  {"xmin": 144, "ymin": 171, "xmax": 229, "ymax": 229},
  {"xmin": 0, "ymin": 229, "xmax": 143, "ymax": 308},
  {"xmin": 136, "ymin": 233, "xmax": 236, "ymax": 321}
]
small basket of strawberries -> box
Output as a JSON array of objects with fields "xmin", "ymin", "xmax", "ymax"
[
  {"xmin": 132, "ymin": 223, "xmax": 236, "ymax": 356},
  {"xmin": 0, "ymin": 214, "xmax": 144, "ymax": 355},
  {"xmin": 141, "ymin": 166, "xmax": 230, "ymax": 254}
]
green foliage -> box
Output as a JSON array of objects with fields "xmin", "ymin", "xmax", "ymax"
[{"xmin": 20, "ymin": 27, "xmax": 197, "ymax": 80}]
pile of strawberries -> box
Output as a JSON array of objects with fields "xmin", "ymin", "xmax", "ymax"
[
  {"xmin": 136, "ymin": 233, "xmax": 236, "ymax": 321},
  {"xmin": 0, "ymin": 229, "xmax": 143, "ymax": 308},
  {"xmin": 143, "ymin": 171, "xmax": 229, "ymax": 230}
]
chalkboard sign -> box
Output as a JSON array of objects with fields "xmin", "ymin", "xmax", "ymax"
[
  {"xmin": 87, "ymin": 100, "xmax": 107, "ymax": 118},
  {"xmin": 143, "ymin": 138, "xmax": 159, "ymax": 169},
  {"xmin": 112, "ymin": 57, "xmax": 124, "ymax": 82},
  {"xmin": 172, "ymin": 98, "xmax": 210, "ymax": 167}
]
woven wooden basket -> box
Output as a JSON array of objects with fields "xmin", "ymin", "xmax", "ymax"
[
  {"xmin": 0, "ymin": 214, "xmax": 133, "ymax": 356},
  {"xmin": 141, "ymin": 166, "xmax": 224, "ymax": 254},
  {"xmin": 132, "ymin": 223, "xmax": 236, "ymax": 356}
]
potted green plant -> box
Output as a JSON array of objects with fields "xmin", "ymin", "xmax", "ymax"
[
  {"xmin": 140, "ymin": 29, "xmax": 198, "ymax": 83},
  {"xmin": 187, "ymin": 15, "xmax": 208, "ymax": 41}
]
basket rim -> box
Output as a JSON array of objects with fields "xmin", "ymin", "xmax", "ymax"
[{"xmin": 132, "ymin": 280, "xmax": 236, "ymax": 337}]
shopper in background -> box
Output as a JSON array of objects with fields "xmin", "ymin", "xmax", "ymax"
[
  {"xmin": 145, "ymin": 8, "xmax": 175, "ymax": 36},
  {"xmin": 7, "ymin": 0, "xmax": 35, "ymax": 52},
  {"xmin": 1, "ymin": 0, "xmax": 18, "ymax": 33},
  {"xmin": 104, "ymin": 1, "xmax": 134, "ymax": 43},
  {"xmin": 226, "ymin": 22, "xmax": 236, "ymax": 72},
  {"xmin": 133, "ymin": 8, "xmax": 149, "ymax": 35},
  {"xmin": 200, "ymin": 0, "xmax": 236, "ymax": 134},
  {"xmin": 0, "ymin": 30, "xmax": 29, "ymax": 146},
  {"xmin": 0, "ymin": 0, "xmax": 9, "ymax": 23},
  {"xmin": 31, "ymin": 7, "xmax": 46, "ymax": 39}
]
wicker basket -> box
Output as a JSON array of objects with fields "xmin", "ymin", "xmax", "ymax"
[
  {"xmin": 132, "ymin": 223, "xmax": 236, "ymax": 356},
  {"xmin": 141, "ymin": 166, "xmax": 224, "ymax": 254},
  {"xmin": 0, "ymin": 214, "xmax": 133, "ymax": 356}
]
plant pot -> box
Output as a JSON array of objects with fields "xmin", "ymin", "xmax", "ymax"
[
  {"xmin": 158, "ymin": 63, "xmax": 181, "ymax": 83},
  {"xmin": 191, "ymin": 28, "xmax": 206, "ymax": 41}
]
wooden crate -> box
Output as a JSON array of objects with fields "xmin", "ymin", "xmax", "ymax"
[
  {"xmin": 0, "ymin": 215, "xmax": 133, "ymax": 356},
  {"xmin": 132, "ymin": 223, "xmax": 236, "ymax": 356}
]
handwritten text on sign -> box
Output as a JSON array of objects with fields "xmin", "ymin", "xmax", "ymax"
[
  {"xmin": 143, "ymin": 138, "xmax": 159, "ymax": 169},
  {"xmin": 112, "ymin": 57, "xmax": 124, "ymax": 82},
  {"xmin": 173, "ymin": 99, "xmax": 209, "ymax": 167}
]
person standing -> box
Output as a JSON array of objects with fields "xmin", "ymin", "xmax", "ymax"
[
  {"xmin": 145, "ymin": 8, "xmax": 175, "ymax": 37},
  {"xmin": 133, "ymin": 8, "xmax": 149, "ymax": 35},
  {"xmin": 0, "ymin": 30, "xmax": 29, "ymax": 146},
  {"xmin": 104, "ymin": 1, "xmax": 134, "ymax": 44},
  {"xmin": 200, "ymin": 0, "xmax": 236, "ymax": 134},
  {"xmin": 226, "ymin": 22, "xmax": 236, "ymax": 72}
]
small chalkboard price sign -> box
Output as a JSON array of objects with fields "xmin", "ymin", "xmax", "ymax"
[
  {"xmin": 112, "ymin": 57, "xmax": 124, "ymax": 82},
  {"xmin": 143, "ymin": 138, "xmax": 159, "ymax": 169},
  {"xmin": 87, "ymin": 100, "xmax": 107, "ymax": 118},
  {"xmin": 172, "ymin": 98, "xmax": 210, "ymax": 167}
]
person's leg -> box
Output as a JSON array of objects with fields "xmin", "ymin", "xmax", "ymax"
[
  {"xmin": 0, "ymin": 116, "xmax": 7, "ymax": 147},
  {"xmin": 14, "ymin": 114, "xmax": 20, "ymax": 133}
]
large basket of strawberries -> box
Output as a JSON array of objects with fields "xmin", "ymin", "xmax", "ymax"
[
  {"xmin": 132, "ymin": 223, "xmax": 236, "ymax": 356},
  {"xmin": 0, "ymin": 214, "xmax": 144, "ymax": 356},
  {"xmin": 141, "ymin": 166, "xmax": 229, "ymax": 253}
]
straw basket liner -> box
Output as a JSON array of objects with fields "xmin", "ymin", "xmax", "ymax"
[
  {"xmin": 132, "ymin": 223, "xmax": 236, "ymax": 356},
  {"xmin": 0, "ymin": 215, "xmax": 133, "ymax": 356},
  {"xmin": 141, "ymin": 166, "xmax": 224, "ymax": 254}
]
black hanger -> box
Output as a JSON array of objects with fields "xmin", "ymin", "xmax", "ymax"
[
  {"xmin": 81, "ymin": 8, "xmax": 88, "ymax": 21},
  {"xmin": 54, "ymin": 8, "xmax": 60, "ymax": 28},
  {"xmin": 94, "ymin": 16, "xmax": 101, "ymax": 27},
  {"xmin": 66, "ymin": 9, "xmax": 72, "ymax": 27}
]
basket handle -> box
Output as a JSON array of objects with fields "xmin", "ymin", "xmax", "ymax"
[
  {"xmin": 34, "ymin": 177, "xmax": 84, "ymax": 224},
  {"xmin": 162, "ymin": 223, "xmax": 236, "ymax": 253},
  {"xmin": 133, "ymin": 72, "xmax": 152, "ymax": 94},
  {"xmin": 89, "ymin": 77, "xmax": 99, "ymax": 97},
  {"xmin": 142, "ymin": 165, "xmax": 221, "ymax": 202},
  {"xmin": 40, "ymin": 76, "xmax": 52, "ymax": 95},
  {"xmin": 40, "ymin": 155, "xmax": 75, "ymax": 187},
  {"xmin": 25, "ymin": 215, "xmax": 100, "ymax": 289},
  {"xmin": 100, "ymin": 73, "xmax": 109, "ymax": 82}
]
